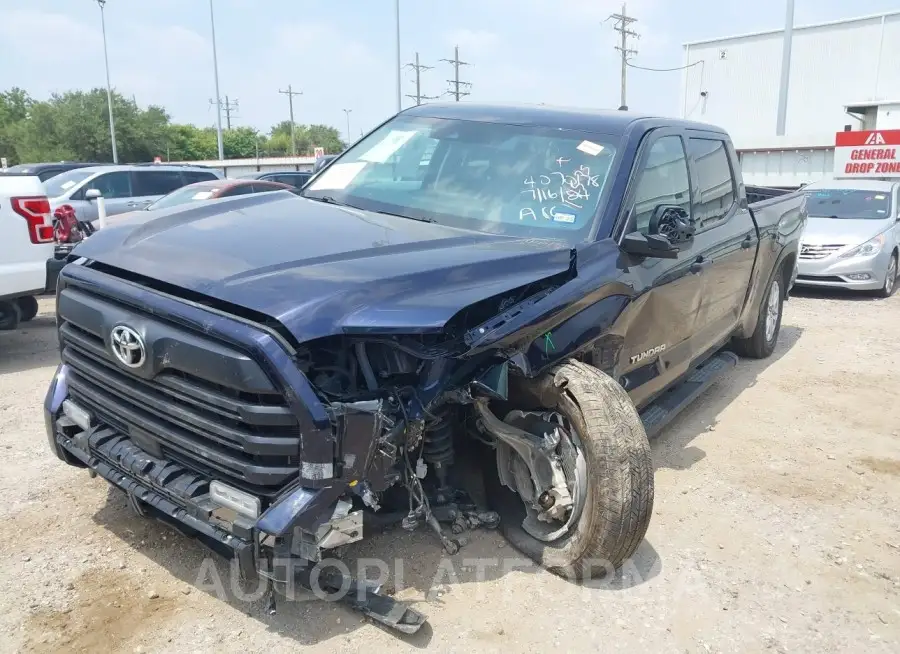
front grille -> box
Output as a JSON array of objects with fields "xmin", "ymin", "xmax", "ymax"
[
  {"xmin": 799, "ymin": 244, "xmax": 843, "ymax": 260},
  {"xmin": 57, "ymin": 287, "xmax": 302, "ymax": 495}
]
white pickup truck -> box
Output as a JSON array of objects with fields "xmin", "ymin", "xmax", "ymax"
[{"xmin": 0, "ymin": 174, "xmax": 57, "ymax": 329}]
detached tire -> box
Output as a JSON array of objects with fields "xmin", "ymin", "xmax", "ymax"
[
  {"xmin": 732, "ymin": 265, "xmax": 784, "ymax": 359},
  {"xmin": 17, "ymin": 296, "xmax": 39, "ymax": 322},
  {"xmin": 486, "ymin": 360, "xmax": 653, "ymax": 580}
]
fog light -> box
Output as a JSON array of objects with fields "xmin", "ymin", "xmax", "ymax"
[
  {"xmin": 847, "ymin": 273, "xmax": 872, "ymax": 281},
  {"xmin": 62, "ymin": 399, "xmax": 92, "ymax": 431},
  {"xmin": 210, "ymin": 480, "xmax": 260, "ymax": 519}
]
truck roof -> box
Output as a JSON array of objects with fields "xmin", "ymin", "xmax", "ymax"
[{"xmin": 401, "ymin": 102, "xmax": 727, "ymax": 137}]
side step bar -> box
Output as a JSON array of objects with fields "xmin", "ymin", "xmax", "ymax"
[{"xmin": 639, "ymin": 351, "xmax": 738, "ymax": 439}]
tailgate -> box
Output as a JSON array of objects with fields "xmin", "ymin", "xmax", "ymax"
[{"xmin": 0, "ymin": 174, "xmax": 56, "ymax": 297}]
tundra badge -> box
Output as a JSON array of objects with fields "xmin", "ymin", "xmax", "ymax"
[{"xmin": 630, "ymin": 344, "xmax": 666, "ymax": 365}]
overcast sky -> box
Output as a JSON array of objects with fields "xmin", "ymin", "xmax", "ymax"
[{"xmin": 1, "ymin": 0, "xmax": 898, "ymax": 140}]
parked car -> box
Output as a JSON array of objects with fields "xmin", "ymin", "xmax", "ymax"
[
  {"xmin": 0, "ymin": 173, "xmax": 56, "ymax": 329},
  {"xmin": 45, "ymin": 179, "xmax": 294, "ymax": 291},
  {"xmin": 45, "ymin": 102, "xmax": 805, "ymax": 635},
  {"xmin": 44, "ymin": 164, "xmax": 222, "ymax": 223},
  {"xmin": 239, "ymin": 171, "xmax": 311, "ymax": 189},
  {"xmin": 0, "ymin": 161, "xmax": 111, "ymax": 182},
  {"xmin": 313, "ymin": 154, "xmax": 337, "ymax": 172},
  {"xmin": 794, "ymin": 179, "xmax": 899, "ymax": 297}
]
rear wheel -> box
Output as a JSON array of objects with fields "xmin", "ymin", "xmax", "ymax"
[
  {"xmin": 482, "ymin": 361, "xmax": 653, "ymax": 579},
  {"xmin": 732, "ymin": 265, "xmax": 784, "ymax": 359},
  {"xmin": 876, "ymin": 253, "xmax": 897, "ymax": 299},
  {"xmin": 16, "ymin": 296, "xmax": 39, "ymax": 322}
]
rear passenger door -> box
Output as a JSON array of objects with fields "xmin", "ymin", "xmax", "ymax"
[
  {"xmin": 130, "ymin": 170, "xmax": 187, "ymax": 209},
  {"xmin": 685, "ymin": 134, "xmax": 757, "ymax": 356}
]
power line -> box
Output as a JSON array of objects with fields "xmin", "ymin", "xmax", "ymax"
[
  {"xmin": 404, "ymin": 52, "xmax": 439, "ymax": 106},
  {"xmin": 626, "ymin": 60, "xmax": 702, "ymax": 72},
  {"xmin": 608, "ymin": 3, "xmax": 639, "ymax": 109},
  {"xmin": 440, "ymin": 46, "xmax": 471, "ymax": 101},
  {"xmin": 277, "ymin": 85, "xmax": 303, "ymax": 156}
]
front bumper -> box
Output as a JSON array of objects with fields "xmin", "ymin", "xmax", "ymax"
[{"xmin": 795, "ymin": 249, "xmax": 890, "ymax": 291}]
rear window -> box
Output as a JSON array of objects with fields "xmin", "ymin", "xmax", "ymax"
[
  {"xmin": 133, "ymin": 170, "xmax": 186, "ymax": 196},
  {"xmin": 184, "ymin": 170, "xmax": 219, "ymax": 184},
  {"xmin": 805, "ymin": 189, "xmax": 892, "ymax": 220},
  {"xmin": 146, "ymin": 184, "xmax": 221, "ymax": 210}
]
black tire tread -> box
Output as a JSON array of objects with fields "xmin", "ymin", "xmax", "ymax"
[{"xmin": 495, "ymin": 360, "xmax": 653, "ymax": 580}]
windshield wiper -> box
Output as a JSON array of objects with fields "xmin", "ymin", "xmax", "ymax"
[
  {"xmin": 366, "ymin": 209, "xmax": 436, "ymax": 223},
  {"xmin": 307, "ymin": 195, "xmax": 342, "ymax": 205}
]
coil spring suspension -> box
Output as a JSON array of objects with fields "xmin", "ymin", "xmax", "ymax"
[{"xmin": 423, "ymin": 407, "xmax": 455, "ymax": 494}]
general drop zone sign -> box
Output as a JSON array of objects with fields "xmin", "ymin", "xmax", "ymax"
[{"xmin": 834, "ymin": 130, "xmax": 900, "ymax": 177}]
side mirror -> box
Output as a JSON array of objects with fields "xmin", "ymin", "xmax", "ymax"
[
  {"xmin": 620, "ymin": 232, "xmax": 680, "ymax": 259},
  {"xmin": 649, "ymin": 204, "xmax": 694, "ymax": 244},
  {"xmin": 84, "ymin": 189, "xmax": 102, "ymax": 201}
]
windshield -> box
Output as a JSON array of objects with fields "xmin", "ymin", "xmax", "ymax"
[
  {"xmin": 147, "ymin": 184, "xmax": 220, "ymax": 210},
  {"xmin": 303, "ymin": 115, "xmax": 618, "ymax": 241},
  {"xmin": 44, "ymin": 169, "xmax": 94, "ymax": 198},
  {"xmin": 806, "ymin": 189, "xmax": 893, "ymax": 220}
]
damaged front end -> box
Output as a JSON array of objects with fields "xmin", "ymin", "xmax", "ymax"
[{"xmin": 46, "ymin": 252, "xmax": 622, "ymax": 634}]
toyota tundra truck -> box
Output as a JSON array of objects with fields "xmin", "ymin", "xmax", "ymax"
[{"xmin": 44, "ymin": 103, "xmax": 806, "ymax": 633}]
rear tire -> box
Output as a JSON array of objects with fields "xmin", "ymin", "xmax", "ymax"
[
  {"xmin": 486, "ymin": 360, "xmax": 654, "ymax": 580},
  {"xmin": 732, "ymin": 265, "xmax": 784, "ymax": 359},
  {"xmin": 16, "ymin": 296, "xmax": 39, "ymax": 322},
  {"xmin": 876, "ymin": 253, "xmax": 897, "ymax": 299},
  {"xmin": 0, "ymin": 300, "xmax": 22, "ymax": 331}
]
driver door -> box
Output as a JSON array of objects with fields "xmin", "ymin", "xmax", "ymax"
[{"xmin": 615, "ymin": 130, "xmax": 705, "ymax": 409}]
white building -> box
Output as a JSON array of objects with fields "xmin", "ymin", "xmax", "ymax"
[{"xmin": 680, "ymin": 11, "xmax": 900, "ymax": 187}]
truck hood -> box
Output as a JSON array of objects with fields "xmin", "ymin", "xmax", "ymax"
[
  {"xmin": 71, "ymin": 193, "xmax": 574, "ymax": 343},
  {"xmin": 802, "ymin": 216, "xmax": 892, "ymax": 246}
]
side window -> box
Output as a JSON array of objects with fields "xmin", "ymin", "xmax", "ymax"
[
  {"xmin": 687, "ymin": 138, "xmax": 736, "ymax": 227},
  {"xmin": 83, "ymin": 171, "xmax": 132, "ymax": 199},
  {"xmin": 630, "ymin": 135, "xmax": 691, "ymax": 235},
  {"xmin": 184, "ymin": 171, "xmax": 218, "ymax": 184},
  {"xmin": 133, "ymin": 170, "xmax": 185, "ymax": 196}
]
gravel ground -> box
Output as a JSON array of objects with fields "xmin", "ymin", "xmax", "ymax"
[{"xmin": 1, "ymin": 290, "xmax": 898, "ymax": 653}]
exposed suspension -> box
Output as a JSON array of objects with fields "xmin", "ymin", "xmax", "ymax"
[{"xmin": 422, "ymin": 405, "xmax": 455, "ymax": 501}]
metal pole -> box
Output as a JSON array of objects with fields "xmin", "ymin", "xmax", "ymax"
[
  {"xmin": 209, "ymin": 0, "xmax": 224, "ymax": 160},
  {"xmin": 288, "ymin": 85, "xmax": 296, "ymax": 156},
  {"xmin": 620, "ymin": 4, "xmax": 627, "ymax": 108},
  {"xmin": 775, "ymin": 0, "xmax": 794, "ymax": 136},
  {"xmin": 97, "ymin": 1, "xmax": 118, "ymax": 163},
  {"xmin": 343, "ymin": 109, "xmax": 352, "ymax": 142},
  {"xmin": 394, "ymin": 0, "xmax": 402, "ymax": 113}
]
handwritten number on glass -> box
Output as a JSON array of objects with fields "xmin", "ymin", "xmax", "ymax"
[{"xmin": 519, "ymin": 165, "xmax": 601, "ymax": 221}]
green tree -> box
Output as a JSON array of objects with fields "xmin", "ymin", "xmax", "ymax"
[
  {"xmin": 223, "ymin": 126, "xmax": 261, "ymax": 158},
  {"xmin": 0, "ymin": 88, "xmax": 34, "ymax": 165},
  {"xmin": 165, "ymin": 123, "xmax": 217, "ymax": 161}
]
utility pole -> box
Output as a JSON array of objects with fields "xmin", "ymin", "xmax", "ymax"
[
  {"xmin": 404, "ymin": 53, "xmax": 439, "ymax": 106},
  {"xmin": 223, "ymin": 95, "xmax": 238, "ymax": 129},
  {"xmin": 609, "ymin": 3, "xmax": 639, "ymax": 109},
  {"xmin": 440, "ymin": 46, "xmax": 471, "ymax": 101},
  {"xmin": 278, "ymin": 85, "xmax": 303, "ymax": 156}
]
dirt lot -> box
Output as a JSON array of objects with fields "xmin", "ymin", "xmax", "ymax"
[{"xmin": 1, "ymin": 290, "xmax": 898, "ymax": 653}]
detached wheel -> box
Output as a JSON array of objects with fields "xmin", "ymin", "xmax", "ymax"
[
  {"xmin": 876, "ymin": 253, "xmax": 897, "ymax": 298},
  {"xmin": 483, "ymin": 360, "xmax": 653, "ymax": 579},
  {"xmin": 732, "ymin": 265, "xmax": 784, "ymax": 359},
  {"xmin": 16, "ymin": 296, "xmax": 39, "ymax": 322}
]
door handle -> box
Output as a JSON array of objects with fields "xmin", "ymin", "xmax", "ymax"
[
  {"xmin": 690, "ymin": 258, "xmax": 712, "ymax": 274},
  {"xmin": 741, "ymin": 234, "xmax": 755, "ymax": 249},
  {"xmin": 126, "ymin": 201, "xmax": 138, "ymax": 207}
]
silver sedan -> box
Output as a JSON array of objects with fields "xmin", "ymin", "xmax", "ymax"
[{"xmin": 794, "ymin": 179, "xmax": 900, "ymax": 297}]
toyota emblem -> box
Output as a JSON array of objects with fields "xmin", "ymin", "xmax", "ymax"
[{"xmin": 110, "ymin": 325, "xmax": 146, "ymax": 368}]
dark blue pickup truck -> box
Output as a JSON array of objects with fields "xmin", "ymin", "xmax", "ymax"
[{"xmin": 44, "ymin": 103, "xmax": 806, "ymax": 633}]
